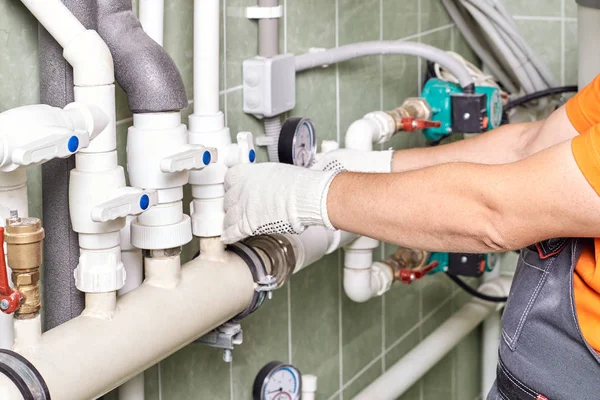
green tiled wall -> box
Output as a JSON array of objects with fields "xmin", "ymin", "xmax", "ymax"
[{"xmin": 0, "ymin": 0, "xmax": 576, "ymax": 399}]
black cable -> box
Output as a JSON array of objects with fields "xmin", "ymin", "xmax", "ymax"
[
  {"xmin": 445, "ymin": 272, "xmax": 508, "ymax": 303},
  {"xmin": 504, "ymin": 86, "xmax": 578, "ymax": 111}
]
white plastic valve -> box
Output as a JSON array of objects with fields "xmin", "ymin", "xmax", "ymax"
[
  {"xmin": 11, "ymin": 128, "xmax": 89, "ymax": 167},
  {"xmin": 224, "ymin": 132, "xmax": 256, "ymax": 167},
  {"xmin": 160, "ymin": 145, "xmax": 218, "ymax": 173},
  {"xmin": 91, "ymin": 189, "xmax": 158, "ymax": 223}
]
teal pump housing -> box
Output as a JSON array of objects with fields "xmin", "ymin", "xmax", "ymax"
[{"xmin": 421, "ymin": 78, "xmax": 504, "ymax": 141}]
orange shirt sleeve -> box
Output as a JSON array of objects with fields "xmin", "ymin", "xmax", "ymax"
[
  {"xmin": 572, "ymin": 124, "xmax": 600, "ymax": 195},
  {"xmin": 566, "ymin": 74, "xmax": 600, "ymax": 134}
]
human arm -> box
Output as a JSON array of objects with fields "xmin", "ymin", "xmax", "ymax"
[{"xmin": 224, "ymin": 130, "xmax": 600, "ymax": 251}]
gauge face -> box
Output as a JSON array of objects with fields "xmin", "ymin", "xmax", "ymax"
[
  {"xmin": 253, "ymin": 361, "xmax": 302, "ymax": 400},
  {"xmin": 292, "ymin": 120, "xmax": 316, "ymax": 168},
  {"xmin": 278, "ymin": 117, "xmax": 317, "ymax": 168}
]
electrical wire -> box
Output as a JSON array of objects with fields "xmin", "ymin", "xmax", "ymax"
[
  {"xmin": 445, "ymin": 272, "xmax": 508, "ymax": 302},
  {"xmin": 504, "ymin": 86, "xmax": 578, "ymax": 111}
]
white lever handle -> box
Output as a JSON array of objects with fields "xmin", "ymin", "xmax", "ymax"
[
  {"xmin": 11, "ymin": 127, "xmax": 90, "ymax": 166},
  {"xmin": 160, "ymin": 145, "xmax": 217, "ymax": 173},
  {"xmin": 225, "ymin": 132, "xmax": 256, "ymax": 168},
  {"xmin": 91, "ymin": 189, "xmax": 158, "ymax": 223}
]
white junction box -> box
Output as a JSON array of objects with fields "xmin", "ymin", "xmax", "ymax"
[{"xmin": 243, "ymin": 53, "xmax": 296, "ymax": 118}]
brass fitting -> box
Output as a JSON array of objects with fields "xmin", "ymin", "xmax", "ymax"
[
  {"xmin": 5, "ymin": 211, "xmax": 44, "ymax": 319},
  {"xmin": 385, "ymin": 98, "xmax": 433, "ymax": 132},
  {"xmin": 381, "ymin": 247, "xmax": 431, "ymax": 282}
]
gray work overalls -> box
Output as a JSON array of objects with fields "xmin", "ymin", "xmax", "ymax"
[{"xmin": 487, "ymin": 238, "xmax": 600, "ymax": 400}]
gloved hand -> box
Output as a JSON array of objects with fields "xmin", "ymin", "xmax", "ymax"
[
  {"xmin": 310, "ymin": 149, "xmax": 394, "ymax": 173},
  {"xmin": 222, "ymin": 163, "xmax": 342, "ymax": 244}
]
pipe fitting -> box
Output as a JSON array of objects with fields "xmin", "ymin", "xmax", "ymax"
[
  {"xmin": 5, "ymin": 212, "xmax": 44, "ymax": 319},
  {"xmin": 244, "ymin": 234, "xmax": 296, "ymax": 289}
]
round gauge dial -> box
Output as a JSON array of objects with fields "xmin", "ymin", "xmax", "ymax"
[
  {"xmin": 253, "ymin": 361, "xmax": 302, "ymax": 400},
  {"xmin": 278, "ymin": 117, "xmax": 317, "ymax": 167}
]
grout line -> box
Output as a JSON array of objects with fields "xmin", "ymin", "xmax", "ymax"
[
  {"xmin": 335, "ymin": 0, "xmax": 341, "ymax": 147},
  {"xmin": 220, "ymin": 85, "xmax": 243, "ymax": 95},
  {"xmin": 417, "ymin": 0, "xmax": 423, "ymax": 98},
  {"xmin": 223, "ymin": 0, "xmax": 228, "ymax": 126},
  {"xmin": 561, "ymin": 0, "xmax": 566, "ymax": 86},
  {"xmin": 284, "ymin": 0, "xmax": 288, "ymax": 53},
  {"xmin": 157, "ymin": 362, "xmax": 163, "ymax": 400},
  {"xmin": 287, "ymin": 283, "xmax": 293, "ymax": 364},
  {"xmin": 338, "ymin": 251, "xmax": 344, "ymax": 400},
  {"xmin": 116, "ymin": 117, "xmax": 133, "ymax": 127},
  {"xmin": 229, "ymin": 360, "xmax": 234, "ymax": 400},
  {"xmin": 325, "ymin": 290, "xmax": 462, "ymax": 400},
  {"xmin": 512, "ymin": 15, "xmax": 566, "ymax": 21}
]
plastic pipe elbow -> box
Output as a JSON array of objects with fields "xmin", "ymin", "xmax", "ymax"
[
  {"xmin": 345, "ymin": 119, "xmax": 378, "ymax": 151},
  {"xmin": 63, "ymin": 30, "xmax": 115, "ymax": 86}
]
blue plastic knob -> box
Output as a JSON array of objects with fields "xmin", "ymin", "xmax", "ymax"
[
  {"xmin": 139, "ymin": 194, "xmax": 150, "ymax": 210},
  {"xmin": 67, "ymin": 136, "xmax": 79, "ymax": 153},
  {"xmin": 203, "ymin": 151, "xmax": 212, "ymax": 165},
  {"xmin": 249, "ymin": 149, "xmax": 256, "ymax": 163}
]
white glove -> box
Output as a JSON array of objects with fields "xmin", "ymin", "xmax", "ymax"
[
  {"xmin": 222, "ymin": 163, "xmax": 342, "ymax": 244},
  {"xmin": 310, "ymin": 149, "xmax": 394, "ymax": 173}
]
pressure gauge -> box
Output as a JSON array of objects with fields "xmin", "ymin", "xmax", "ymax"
[
  {"xmin": 253, "ymin": 361, "xmax": 302, "ymax": 400},
  {"xmin": 278, "ymin": 117, "xmax": 317, "ymax": 167}
]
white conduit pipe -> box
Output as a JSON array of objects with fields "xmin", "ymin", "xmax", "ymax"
[
  {"xmin": 11, "ymin": 253, "xmax": 255, "ymax": 400},
  {"xmin": 193, "ymin": 0, "xmax": 220, "ymax": 118},
  {"xmin": 0, "ymin": 170, "xmax": 28, "ymax": 349},
  {"xmin": 139, "ymin": 0, "xmax": 165, "ymax": 46},
  {"xmin": 295, "ymin": 41, "xmax": 473, "ymax": 89},
  {"xmin": 353, "ymin": 276, "xmax": 512, "ymax": 400},
  {"xmin": 440, "ymin": 0, "xmax": 518, "ymax": 93}
]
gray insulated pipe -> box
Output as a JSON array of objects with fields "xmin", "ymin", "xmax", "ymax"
[
  {"xmin": 96, "ymin": 0, "xmax": 188, "ymax": 113},
  {"xmin": 39, "ymin": 0, "xmax": 97, "ymax": 332}
]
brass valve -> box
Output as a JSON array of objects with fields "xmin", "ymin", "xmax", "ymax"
[{"xmin": 5, "ymin": 210, "xmax": 44, "ymax": 319}]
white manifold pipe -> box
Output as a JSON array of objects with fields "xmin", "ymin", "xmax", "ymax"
[
  {"xmin": 353, "ymin": 276, "xmax": 512, "ymax": 400},
  {"xmin": 10, "ymin": 251, "xmax": 255, "ymax": 400}
]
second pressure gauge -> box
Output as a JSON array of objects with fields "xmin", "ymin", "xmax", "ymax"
[
  {"xmin": 278, "ymin": 117, "xmax": 316, "ymax": 167},
  {"xmin": 253, "ymin": 361, "xmax": 302, "ymax": 400}
]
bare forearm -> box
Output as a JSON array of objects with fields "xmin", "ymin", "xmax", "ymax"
[
  {"xmin": 327, "ymin": 169, "xmax": 503, "ymax": 253},
  {"xmin": 392, "ymin": 105, "xmax": 580, "ymax": 173},
  {"xmin": 392, "ymin": 121, "xmax": 540, "ymax": 172}
]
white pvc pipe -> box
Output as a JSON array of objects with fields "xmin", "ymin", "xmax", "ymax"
[
  {"xmin": 11, "ymin": 253, "xmax": 255, "ymax": 400},
  {"xmin": 193, "ymin": 0, "xmax": 220, "ymax": 117},
  {"xmin": 118, "ymin": 216, "xmax": 145, "ymax": 400},
  {"xmin": 0, "ymin": 170, "xmax": 28, "ymax": 350},
  {"xmin": 295, "ymin": 41, "xmax": 473, "ymax": 89},
  {"xmin": 139, "ymin": 0, "xmax": 165, "ymax": 46},
  {"xmin": 354, "ymin": 277, "xmax": 512, "ymax": 400},
  {"xmin": 19, "ymin": 0, "xmax": 85, "ymax": 50},
  {"xmin": 578, "ymin": 4, "xmax": 600, "ymax": 88},
  {"xmin": 482, "ymin": 308, "xmax": 501, "ymax": 397}
]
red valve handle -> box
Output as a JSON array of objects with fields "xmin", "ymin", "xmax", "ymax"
[
  {"xmin": 397, "ymin": 261, "xmax": 439, "ymax": 284},
  {"xmin": 401, "ymin": 117, "xmax": 442, "ymax": 132},
  {"xmin": 0, "ymin": 228, "xmax": 23, "ymax": 314}
]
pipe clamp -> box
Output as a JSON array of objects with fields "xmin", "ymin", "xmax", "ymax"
[{"xmin": 246, "ymin": 5, "xmax": 283, "ymax": 19}]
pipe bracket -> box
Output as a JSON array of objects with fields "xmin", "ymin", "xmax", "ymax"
[{"xmin": 246, "ymin": 5, "xmax": 283, "ymax": 19}]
